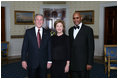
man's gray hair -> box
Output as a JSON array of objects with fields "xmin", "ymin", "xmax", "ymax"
[{"xmin": 34, "ymin": 14, "xmax": 44, "ymax": 20}]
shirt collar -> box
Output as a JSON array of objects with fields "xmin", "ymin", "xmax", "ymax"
[
  {"xmin": 76, "ymin": 22, "xmax": 82, "ymax": 28},
  {"xmin": 35, "ymin": 26, "xmax": 43, "ymax": 32}
]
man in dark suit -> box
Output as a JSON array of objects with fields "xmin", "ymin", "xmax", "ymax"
[
  {"xmin": 21, "ymin": 14, "xmax": 52, "ymax": 78},
  {"xmin": 69, "ymin": 11, "xmax": 94, "ymax": 78}
]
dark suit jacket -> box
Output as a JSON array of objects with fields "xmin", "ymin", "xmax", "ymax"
[
  {"xmin": 69, "ymin": 24, "xmax": 94, "ymax": 71},
  {"xmin": 21, "ymin": 27, "xmax": 51, "ymax": 69}
]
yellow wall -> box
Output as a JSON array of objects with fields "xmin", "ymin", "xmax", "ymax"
[{"xmin": 2, "ymin": 1, "xmax": 113, "ymax": 36}]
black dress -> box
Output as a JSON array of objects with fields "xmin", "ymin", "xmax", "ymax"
[{"xmin": 51, "ymin": 34, "xmax": 70, "ymax": 78}]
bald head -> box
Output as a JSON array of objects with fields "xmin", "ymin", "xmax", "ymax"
[
  {"xmin": 73, "ymin": 12, "xmax": 81, "ymax": 16},
  {"xmin": 73, "ymin": 12, "xmax": 82, "ymax": 25}
]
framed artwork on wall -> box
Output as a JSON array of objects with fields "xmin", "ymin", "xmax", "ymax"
[
  {"xmin": 15, "ymin": 11, "xmax": 35, "ymax": 24},
  {"xmin": 76, "ymin": 10, "xmax": 94, "ymax": 24}
]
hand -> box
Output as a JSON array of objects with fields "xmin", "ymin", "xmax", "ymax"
[
  {"xmin": 86, "ymin": 64, "xmax": 92, "ymax": 71},
  {"xmin": 64, "ymin": 65, "xmax": 69, "ymax": 73},
  {"xmin": 22, "ymin": 61, "xmax": 27, "ymax": 70},
  {"xmin": 47, "ymin": 63, "xmax": 52, "ymax": 69}
]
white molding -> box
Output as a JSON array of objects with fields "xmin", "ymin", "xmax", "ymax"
[
  {"xmin": 99, "ymin": 2, "xmax": 117, "ymax": 55},
  {"xmin": 1, "ymin": 2, "xmax": 11, "ymax": 42}
]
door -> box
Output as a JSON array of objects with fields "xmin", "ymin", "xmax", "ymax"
[
  {"xmin": 104, "ymin": 6, "xmax": 117, "ymax": 45},
  {"xmin": 1, "ymin": 7, "xmax": 6, "ymax": 41}
]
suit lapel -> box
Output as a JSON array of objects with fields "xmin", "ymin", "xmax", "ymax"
[
  {"xmin": 42, "ymin": 28, "xmax": 47, "ymax": 40},
  {"xmin": 31, "ymin": 27, "xmax": 39, "ymax": 48},
  {"xmin": 74, "ymin": 24, "xmax": 84, "ymax": 40},
  {"xmin": 70, "ymin": 27, "xmax": 74, "ymax": 40},
  {"xmin": 40, "ymin": 28, "xmax": 47, "ymax": 47}
]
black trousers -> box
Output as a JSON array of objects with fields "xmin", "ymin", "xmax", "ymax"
[
  {"xmin": 27, "ymin": 65, "xmax": 47, "ymax": 78},
  {"xmin": 70, "ymin": 70, "xmax": 90, "ymax": 78},
  {"xmin": 51, "ymin": 60, "xmax": 68, "ymax": 78}
]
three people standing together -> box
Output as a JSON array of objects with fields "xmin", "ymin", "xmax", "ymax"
[{"xmin": 21, "ymin": 11, "xmax": 94, "ymax": 78}]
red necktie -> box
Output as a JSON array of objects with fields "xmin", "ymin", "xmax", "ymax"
[{"xmin": 37, "ymin": 29, "xmax": 41, "ymax": 48}]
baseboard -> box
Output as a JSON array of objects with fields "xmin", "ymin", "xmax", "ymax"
[
  {"xmin": 94, "ymin": 56, "xmax": 104, "ymax": 59},
  {"xmin": 94, "ymin": 56, "xmax": 104, "ymax": 64},
  {"xmin": 8, "ymin": 55, "xmax": 21, "ymax": 60}
]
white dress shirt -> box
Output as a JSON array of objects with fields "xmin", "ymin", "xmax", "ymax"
[
  {"xmin": 73, "ymin": 22, "xmax": 82, "ymax": 39},
  {"xmin": 35, "ymin": 26, "xmax": 43, "ymax": 39}
]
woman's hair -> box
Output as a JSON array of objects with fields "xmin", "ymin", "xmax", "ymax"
[{"xmin": 54, "ymin": 20, "xmax": 65, "ymax": 33}]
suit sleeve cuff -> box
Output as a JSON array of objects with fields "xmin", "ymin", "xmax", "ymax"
[{"xmin": 48, "ymin": 61, "xmax": 52, "ymax": 63}]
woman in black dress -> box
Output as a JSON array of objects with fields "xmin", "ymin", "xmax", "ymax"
[{"xmin": 51, "ymin": 20, "xmax": 70, "ymax": 78}]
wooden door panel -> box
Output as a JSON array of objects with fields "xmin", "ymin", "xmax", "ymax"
[
  {"xmin": 1, "ymin": 7, "xmax": 6, "ymax": 41},
  {"xmin": 104, "ymin": 6, "xmax": 117, "ymax": 44}
]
